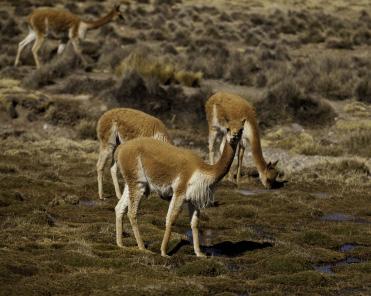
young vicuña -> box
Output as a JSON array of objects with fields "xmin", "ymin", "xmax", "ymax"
[
  {"xmin": 205, "ymin": 91, "xmax": 278, "ymax": 188},
  {"xmin": 14, "ymin": 3, "xmax": 127, "ymax": 68},
  {"xmin": 96, "ymin": 108, "xmax": 172, "ymax": 200},
  {"xmin": 114, "ymin": 123, "xmax": 244, "ymax": 257}
]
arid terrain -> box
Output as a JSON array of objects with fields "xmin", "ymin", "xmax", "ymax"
[{"xmin": 0, "ymin": 0, "xmax": 370, "ymax": 295}]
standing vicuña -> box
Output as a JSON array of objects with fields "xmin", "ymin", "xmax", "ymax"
[
  {"xmin": 205, "ymin": 91, "xmax": 278, "ymax": 188},
  {"xmin": 96, "ymin": 108, "xmax": 172, "ymax": 200},
  {"xmin": 14, "ymin": 3, "xmax": 126, "ymax": 68},
  {"xmin": 114, "ymin": 123, "xmax": 244, "ymax": 257}
]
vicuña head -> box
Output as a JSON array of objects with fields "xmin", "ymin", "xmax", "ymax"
[
  {"xmin": 260, "ymin": 160, "xmax": 279, "ymax": 189},
  {"xmin": 114, "ymin": 122, "xmax": 244, "ymax": 257},
  {"xmin": 206, "ymin": 91, "xmax": 280, "ymax": 189},
  {"xmin": 14, "ymin": 2, "xmax": 128, "ymax": 68}
]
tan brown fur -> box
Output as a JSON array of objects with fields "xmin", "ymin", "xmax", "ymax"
[
  {"xmin": 205, "ymin": 91, "xmax": 278, "ymax": 188},
  {"xmin": 96, "ymin": 108, "xmax": 172, "ymax": 200},
  {"xmin": 14, "ymin": 4, "xmax": 126, "ymax": 68},
  {"xmin": 114, "ymin": 124, "xmax": 243, "ymax": 257}
]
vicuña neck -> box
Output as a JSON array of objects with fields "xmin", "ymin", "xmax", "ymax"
[
  {"xmin": 84, "ymin": 9, "xmax": 116, "ymax": 30},
  {"xmin": 204, "ymin": 138, "xmax": 238, "ymax": 184},
  {"xmin": 249, "ymin": 121, "xmax": 267, "ymax": 174}
]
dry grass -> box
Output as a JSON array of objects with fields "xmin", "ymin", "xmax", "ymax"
[
  {"xmin": 115, "ymin": 48, "xmax": 202, "ymax": 87},
  {"xmin": 0, "ymin": 0, "xmax": 370, "ymax": 295}
]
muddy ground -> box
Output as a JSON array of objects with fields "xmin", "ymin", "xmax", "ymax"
[{"xmin": 0, "ymin": 0, "xmax": 371, "ymax": 295}]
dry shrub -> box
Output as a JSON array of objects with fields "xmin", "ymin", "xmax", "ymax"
[
  {"xmin": 84, "ymin": 4, "xmax": 105, "ymax": 16},
  {"xmin": 186, "ymin": 40, "xmax": 229, "ymax": 79},
  {"xmin": 80, "ymin": 40, "xmax": 102, "ymax": 62},
  {"xmin": 343, "ymin": 129, "xmax": 371, "ymax": 157},
  {"xmin": 77, "ymin": 120, "xmax": 97, "ymax": 140},
  {"xmin": 352, "ymin": 29, "xmax": 371, "ymax": 46},
  {"xmin": 0, "ymin": 54, "xmax": 12, "ymax": 69},
  {"xmin": 292, "ymin": 55, "xmax": 356, "ymax": 101},
  {"xmin": 57, "ymin": 76, "xmax": 115, "ymax": 95},
  {"xmin": 115, "ymin": 49, "xmax": 175, "ymax": 85},
  {"xmin": 243, "ymin": 29, "xmax": 263, "ymax": 46},
  {"xmin": 45, "ymin": 98, "xmax": 84, "ymax": 126},
  {"xmin": 1, "ymin": 19, "xmax": 21, "ymax": 41},
  {"xmin": 257, "ymin": 80, "xmax": 336, "ymax": 128},
  {"xmin": 258, "ymin": 42, "xmax": 290, "ymax": 62},
  {"xmin": 174, "ymin": 70, "xmax": 203, "ymax": 87},
  {"xmin": 105, "ymin": 70, "xmax": 209, "ymax": 127},
  {"xmin": 325, "ymin": 37, "xmax": 353, "ymax": 49},
  {"xmin": 225, "ymin": 53, "xmax": 260, "ymax": 86},
  {"xmin": 314, "ymin": 160, "xmax": 370, "ymax": 179},
  {"xmin": 154, "ymin": 0, "xmax": 182, "ymax": 6},
  {"xmin": 355, "ymin": 75, "xmax": 371, "ymax": 103},
  {"xmin": 22, "ymin": 47, "xmax": 80, "ymax": 89},
  {"xmin": 300, "ymin": 28, "xmax": 325, "ymax": 44},
  {"xmin": 97, "ymin": 41, "xmax": 132, "ymax": 70},
  {"xmin": 115, "ymin": 47, "xmax": 202, "ymax": 87},
  {"xmin": 64, "ymin": 2, "xmax": 80, "ymax": 14}
]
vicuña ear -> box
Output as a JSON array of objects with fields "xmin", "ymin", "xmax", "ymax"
[
  {"xmin": 241, "ymin": 118, "xmax": 246, "ymax": 126},
  {"xmin": 267, "ymin": 161, "xmax": 272, "ymax": 168},
  {"xmin": 272, "ymin": 160, "xmax": 279, "ymax": 167}
]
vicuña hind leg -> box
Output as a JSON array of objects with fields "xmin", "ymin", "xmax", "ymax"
[
  {"xmin": 96, "ymin": 146, "xmax": 113, "ymax": 200},
  {"xmin": 236, "ymin": 143, "xmax": 245, "ymax": 187},
  {"xmin": 161, "ymin": 194, "xmax": 184, "ymax": 257},
  {"xmin": 31, "ymin": 35, "xmax": 44, "ymax": 69},
  {"xmin": 127, "ymin": 184, "xmax": 146, "ymax": 250},
  {"xmin": 110, "ymin": 162, "xmax": 121, "ymax": 199},
  {"xmin": 14, "ymin": 30, "xmax": 36, "ymax": 66},
  {"xmin": 115, "ymin": 185, "xmax": 129, "ymax": 248}
]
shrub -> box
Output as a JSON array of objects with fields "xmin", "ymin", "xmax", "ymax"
[
  {"xmin": 97, "ymin": 41, "xmax": 132, "ymax": 70},
  {"xmin": 225, "ymin": 53, "xmax": 259, "ymax": 86},
  {"xmin": 174, "ymin": 70, "xmax": 203, "ymax": 87},
  {"xmin": 58, "ymin": 76, "xmax": 115, "ymax": 95},
  {"xmin": 293, "ymin": 55, "xmax": 356, "ymax": 100},
  {"xmin": 257, "ymin": 80, "xmax": 336, "ymax": 128},
  {"xmin": 105, "ymin": 70, "xmax": 209, "ymax": 127},
  {"xmin": 22, "ymin": 47, "xmax": 80, "ymax": 89},
  {"xmin": 77, "ymin": 120, "xmax": 97, "ymax": 140},
  {"xmin": 45, "ymin": 98, "xmax": 84, "ymax": 126},
  {"xmin": 352, "ymin": 29, "xmax": 371, "ymax": 45},
  {"xmin": 355, "ymin": 75, "xmax": 371, "ymax": 103},
  {"xmin": 325, "ymin": 37, "xmax": 353, "ymax": 49},
  {"xmin": 343, "ymin": 129, "xmax": 371, "ymax": 157},
  {"xmin": 115, "ymin": 47, "xmax": 175, "ymax": 85}
]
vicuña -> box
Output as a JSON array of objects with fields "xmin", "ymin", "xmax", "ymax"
[
  {"xmin": 114, "ymin": 123, "xmax": 244, "ymax": 257},
  {"xmin": 205, "ymin": 91, "xmax": 278, "ymax": 188},
  {"xmin": 15, "ymin": 3, "xmax": 126, "ymax": 68},
  {"xmin": 96, "ymin": 108, "xmax": 172, "ymax": 200}
]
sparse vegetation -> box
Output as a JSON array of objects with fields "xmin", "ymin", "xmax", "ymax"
[{"xmin": 0, "ymin": 0, "xmax": 370, "ymax": 295}]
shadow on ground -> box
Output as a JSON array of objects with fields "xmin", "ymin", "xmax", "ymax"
[{"xmin": 169, "ymin": 240, "xmax": 273, "ymax": 257}]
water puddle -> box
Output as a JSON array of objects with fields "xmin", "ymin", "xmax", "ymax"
[
  {"xmin": 320, "ymin": 213, "xmax": 370, "ymax": 224},
  {"xmin": 339, "ymin": 243, "xmax": 360, "ymax": 253},
  {"xmin": 238, "ymin": 189, "xmax": 272, "ymax": 196},
  {"xmin": 314, "ymin": 243, "xmax": 364, "ymax": 274},
  {"xmin": 79, "ymin": 199, "xmax": 99, "ymax": 207},
  {"xmin": 314, "ymin": 257, "xmax": 361, "ymax": 274},
  {"xmin": 184, "ymin": 229, "xmax": 272, "ymax": 257}
]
